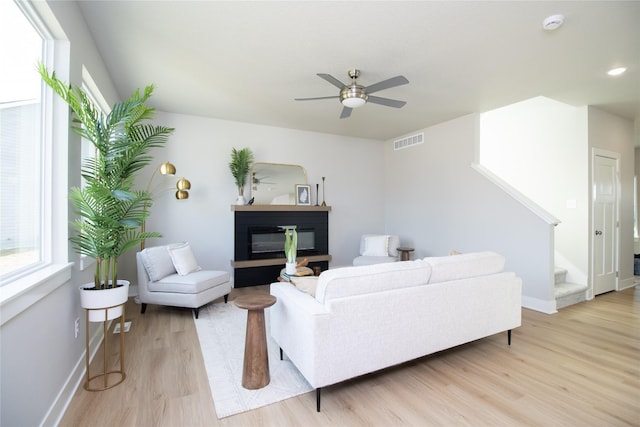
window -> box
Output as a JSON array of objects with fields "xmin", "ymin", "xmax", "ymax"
[
  {"xmin": 0, "ymin": 0, "xmax": 72, "ymax": 323},
  {"xmin": 78, "ymin": 70, "xmax": 110, "ymax": 270},
  {"xmin": 81, "ymin": 69, "xmax": 111, "ymax": 188},
  {"xmin": 0, "ymin": 1, "xmax": 45, "ymax": 281}
]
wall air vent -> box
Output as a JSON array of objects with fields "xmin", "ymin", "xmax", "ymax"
[{"xmin": 393, "ymin": 132, "xmax": 424, "ymax": 151}]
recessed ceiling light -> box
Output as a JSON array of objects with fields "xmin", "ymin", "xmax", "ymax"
[
  {"xmin": 607, "ymin": 67, "xmax": 627, "ymax": 76},
  {"xmin": 543, "ymin": 14, "xmax": 564, "ymax": 31}
]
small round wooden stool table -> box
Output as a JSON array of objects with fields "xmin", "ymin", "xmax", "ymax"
[
  {"xmin": 397, "ymin": 247, "xmax": 415, "ymax": 261},
  {"xmin": 234, "ymin": 294, "xmax": 277, "ymax": 389}
]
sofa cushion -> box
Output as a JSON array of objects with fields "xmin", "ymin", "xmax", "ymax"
[
  {"xmin": 361, "ymin": 235, "xmax": 389, "ymax": 256},
  {"xmin": 168, "ymin": 242, "xmax": 202, "ymax": 276},
  {"xmin": 315, "ymin": 260, "xmax": 432, "ymax": 304},
  {"xmin": 140, "ymin": 245, "xmax": 176, "ymax": 281},
  {"xmin": 423, "ymin": 251, "xmax": 505, "ymax": 284},
  {"xmin": 358, "ymin": 235, "xmax": 401, "ymax": 257},
  {"xmin": 150, "ymin": 270, "xmax": 230, "ymax": 294}
]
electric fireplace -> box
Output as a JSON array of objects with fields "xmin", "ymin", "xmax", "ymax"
[
  {"xmin": 249, "ymin": 226, "xmax": 317, "ymax": 259},
  {"xmin": 233, "ymin": 207, "xmax": 330, "ymax": 287}
]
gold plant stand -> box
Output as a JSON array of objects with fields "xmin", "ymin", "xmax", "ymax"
[{"xmin": 84, "ymin": 303, "xmax": 126, "ymax": 391}]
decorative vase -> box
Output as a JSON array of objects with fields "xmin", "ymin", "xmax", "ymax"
[
  {"xmin": 80, "ymin": 280, "xmax": 130, "ymax": 322},
  {"xmin": 236, "ymin": 194, "xmax": 245, "ymax": 205},
  {"xmin": 285, "ymin": 262, "xmax": 297, "ymax": 275}
]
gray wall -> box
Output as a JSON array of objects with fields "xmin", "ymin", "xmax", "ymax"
[
  {"xmin": 118, "ymin": 112, "xmax": 387, "ymax": 286},
  {"xmin": 383, "ymin": 114, "xmax": 555, "ymax": 310}
]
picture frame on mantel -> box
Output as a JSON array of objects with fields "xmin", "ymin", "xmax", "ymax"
[{"xmin": 295, "ymin": 184, "xmax": 311, "ymax": 206}]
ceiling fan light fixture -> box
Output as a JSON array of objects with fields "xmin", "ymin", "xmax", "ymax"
[
  {"xmin": 340, "ymin": 84, "xmax": 367, "ymax": 108},
  {"xmin": 342, "ymin": 97, "xmax": 367, "ymax": 108}
]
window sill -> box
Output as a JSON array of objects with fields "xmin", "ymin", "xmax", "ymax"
[{"xmin": 0, "ymin": 263, "xmax": 73, "ymax": 326}]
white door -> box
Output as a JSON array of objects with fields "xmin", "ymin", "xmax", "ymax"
[{"xmin": 593, "ymin": 154, "xmax": 618, "ymax": 295}]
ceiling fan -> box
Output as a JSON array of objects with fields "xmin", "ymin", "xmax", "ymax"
[
  {"xmin": 295, "ymin": 69, "xmax": 409, "ymax": 119},
  {"xmin": 252, "ymin": 172, "xmax": 275, "ymax": 185}
]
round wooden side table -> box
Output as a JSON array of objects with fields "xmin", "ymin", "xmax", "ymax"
[
  {"xmin": 397, "ymin": 247, "xmax": 415, "ymax": 261},
  {"xmin": 234, "ymin": 294, "xmax": 277, "ymax": 389}
]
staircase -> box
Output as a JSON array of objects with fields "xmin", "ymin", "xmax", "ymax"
[{"xmin": 554, "ymin": 267, "xmax": 588, "ymax": 309}]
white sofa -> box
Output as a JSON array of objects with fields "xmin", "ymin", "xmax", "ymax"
[{"xmin": 270, "ymin": 251, "xmax": 522, "ymax": 411}]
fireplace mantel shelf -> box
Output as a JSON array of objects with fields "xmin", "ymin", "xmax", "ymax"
[{"xmin": 231, "ymin": 205, "xmax": 331, "ymax": 212}]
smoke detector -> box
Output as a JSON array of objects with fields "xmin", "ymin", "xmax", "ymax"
[{"xmin": 543, "ymin": 14, "xmax": 564, "ymax": 31}]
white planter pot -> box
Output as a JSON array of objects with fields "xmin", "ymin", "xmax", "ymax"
[
  {"xmin": 80, "ymin": 280, "xmax": 130, "ymax": 322},
  {"xmin": 236, "ymin": 195, "xmax": 245, "ymax": 205},
  {"xmin": 285, "ymin": 262, "xmax": 297, "ymax": 275}
]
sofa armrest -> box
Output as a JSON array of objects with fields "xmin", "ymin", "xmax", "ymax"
[
  {"xmin": 271, "ymin": 281, "xmax": 327, "ymax": 315},
  {"xmin": 269, "ymin": 281, "xmax": 330, "ymax": 387}
]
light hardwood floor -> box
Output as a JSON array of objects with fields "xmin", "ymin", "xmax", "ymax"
[{"xmin": 61, "ymin": 285, "xmax": 639, "ymax": 426}]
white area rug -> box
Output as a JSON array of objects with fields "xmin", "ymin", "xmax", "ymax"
[{"xmin": 194, "ymin": 300, "xmax": 313, "ymax": 418}]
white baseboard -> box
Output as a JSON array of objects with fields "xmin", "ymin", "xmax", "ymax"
[
  {"xmin": 522, "ymin": 295, "xmax": 557, "ymax": 314},
  {"xmin": 618, "ymin": 277, "xmax": 636, "ymax": 291},
  {"xmin": 40, "ymin": 321, "xmax": 108, "ymax": 426}
]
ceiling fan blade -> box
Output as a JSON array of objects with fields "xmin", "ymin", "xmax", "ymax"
[
  {"xmin": 366, "ymin": 75, "xmax": 409, "ymax": 94},
  {"xmin": 367, "ymin": 96, "xmax": 407, "ymax": 108},
  {"xmin": 318, "ymin": 73, "xmax": 346, "ymax": 89},
  {"xmin": 294, "ymin": 95, "xmax": 339, "ymax": 101},
  {"xmin": 340, "ymin": 106, "xmax": 352, "ymax": 119}
]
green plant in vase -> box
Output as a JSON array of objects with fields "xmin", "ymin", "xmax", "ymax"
[
  {"xmin": 284, "ymin": 228, "xmax": 297, "ymax": 275},
  {"xmin": 229, "ymin": 147, "xmax": 254, "ymax": 205},
  {"xmin": 38, "ymin": 63, "xmax": 173, "ymax": 289}
]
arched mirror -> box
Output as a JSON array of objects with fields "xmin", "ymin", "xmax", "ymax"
[{"xmin": 250, "ymin": 162, "xmax": 307, "ymax": 205}]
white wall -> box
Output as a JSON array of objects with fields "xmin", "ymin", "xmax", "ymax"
[
  {"xmin": 383, "ymin": 114, "xmax": 556, "ymax": 312},
  {"xmin": 118, "ymin": 112, "xmax": 387, "ymax": 288},
  {"xmin": 479, "ymin": 97, "xmax": 589, "ymax": 285},
  {"xmin": 588, "ymin": 107, "xmax": 636, "ymax": 288}
]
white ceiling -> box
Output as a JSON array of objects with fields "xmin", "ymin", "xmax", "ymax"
[{"xmin": 77, "ymin": 1, "xmax": 639, "ymax": 142}]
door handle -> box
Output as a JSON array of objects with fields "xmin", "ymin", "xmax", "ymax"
[{"xmin": 595, "ymin": 230, "xmax": 602, "ymax": 236}]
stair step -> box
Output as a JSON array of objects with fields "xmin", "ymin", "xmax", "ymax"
[
  {"xmin": 555, "ymin": 282, "xmax": 588, "ymax": 309},
  {"xmin": 554, "ymin": 267, "xmax": 568, "ymax": 285}
]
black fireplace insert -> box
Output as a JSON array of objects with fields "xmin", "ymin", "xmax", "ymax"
[{"xmin": 248, "ymin": 226, "xmax": 317, "ymax": 260}]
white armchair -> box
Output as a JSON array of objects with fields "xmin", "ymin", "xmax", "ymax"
[
  {"xmin": 136, "ymin": 243, "xmax": 232, "ymax": 318},
  {"xmin": 352, "ymin": 234, "xmax": 401, "ymax": 266}
]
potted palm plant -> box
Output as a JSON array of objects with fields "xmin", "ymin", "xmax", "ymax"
[
  {"xmin": 38, "ymin": 64, "xmax": 174, "ymax": 320},
  {"xmin": 229, "ymin": 147, "xmax": 254, "ymax": 205}
]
